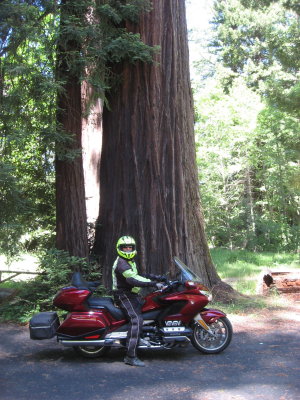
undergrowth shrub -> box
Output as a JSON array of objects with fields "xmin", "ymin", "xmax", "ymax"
[{"xmin": 0, "ymin": 249, "xmax": 105, "ymax": 323}]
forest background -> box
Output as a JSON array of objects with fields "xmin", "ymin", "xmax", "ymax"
[
  {"xmin": 189, "ymin": 0, "xmax": 299, "ymax": 253},
  {"xmin": 0, "ymin": 0, "xmax": 299, "ymax": 321}
]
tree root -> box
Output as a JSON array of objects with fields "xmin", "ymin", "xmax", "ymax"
[{"xmin": 211, "ymin": 281, "xmax": 249, "ymax": 304}]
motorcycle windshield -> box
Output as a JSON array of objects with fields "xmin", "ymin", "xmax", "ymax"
[{"xmin": 174, "ymin": 256, "xmax": 201, "ymax": 282}]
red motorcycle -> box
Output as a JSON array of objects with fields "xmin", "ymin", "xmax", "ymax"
[{"xmin": 29, "ymin": 257, "xmax": 232, "ymax": 358}]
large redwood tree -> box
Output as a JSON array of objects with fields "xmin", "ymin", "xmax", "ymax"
[
  {"xmin": 94, "ymin": 0, "xmax": 221, "ymax": 289},
  {"xmin": 55, "ymin": 0, "xmax": 90, "ymax": 258}
]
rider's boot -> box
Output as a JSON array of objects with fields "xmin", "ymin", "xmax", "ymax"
[{"xmin": 124, "ymin": 356, "xmax": 145, "ymax": 367}]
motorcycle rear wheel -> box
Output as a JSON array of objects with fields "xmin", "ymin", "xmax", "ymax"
[
  {"xmin": 73, "ymin": 345, "xmax": 110, "ymax": 358},
  {"xmin": 191, "ymin": 316, "xmax": 232, "ymax": 354}
]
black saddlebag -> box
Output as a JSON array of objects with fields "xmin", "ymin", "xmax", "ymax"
[{"xmin": 29, "ymin": 312, "xmax": 60, "ymax": 340}]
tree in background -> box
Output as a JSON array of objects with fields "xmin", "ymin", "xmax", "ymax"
[
  {"xmin": 195, "ymin": 84, "xmax": 300, "ymax": 251},
  {"xmin": 0, "ymin": 1, "xmax": 57, "ymax": 256},
  {"xmin": 253, "ymin": 107, "xmax": 300, "ymax": 250},
  {"xmin": 94, "ymin": 0, "xmax": 221, "ymax": 290},
  {"xmin": 211, "ymin": 0, "xmax": 300, "ymax": 117},
  {"xmin": 195, "ymin": 76, "xmax": 264, "ymax": 249},
  {"xmin": 192, "ymin": 0, "xmax": 299, "ymax": 251}
]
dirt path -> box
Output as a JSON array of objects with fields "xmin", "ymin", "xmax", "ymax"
[{"xmin": 230, "ymin": 294, "xmax": 300, "ymax": 331}]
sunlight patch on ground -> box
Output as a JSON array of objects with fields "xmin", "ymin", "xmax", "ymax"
[
  {"xmin": 0, "ymin": 254, "xmax": 39, "ymax": 282},
  {"xmin": 228, "ymin": 298, "xmax": 300, "ymax": 334}
]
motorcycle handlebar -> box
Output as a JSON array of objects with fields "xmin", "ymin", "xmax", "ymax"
[{"xmin": 157, "ymin": 280, "xmax": 181, "ymax": 293}]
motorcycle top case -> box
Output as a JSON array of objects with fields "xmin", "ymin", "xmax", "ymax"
[{"xmin": 29, "ymin": 311, "xmax": 60, "ymax": 340}]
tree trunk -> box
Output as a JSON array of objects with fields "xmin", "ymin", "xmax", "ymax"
[
  {"xmin": 81, "ymin": 1, "xmax": 103, "ymax": 244},
  {"xmin": 81, "ymin": 80, "xmax": 103, "ymax": 246},
  {"xmin": 244, "ymin": 166, "xmax": 256, "ymax": 249},
  {"xmin": 94, "ymin": 0, "xmax": 220, "ymax": 289},
  {"xmin": 55, "ymin": 0, "xmax": 88, "ymax": 258}
]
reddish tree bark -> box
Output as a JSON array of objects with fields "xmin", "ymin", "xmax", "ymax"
[
  {"xmin": 94, "ymin": 0, "xmax": 220, "ymax": 288},
  {"xmin": 55, "ymin": 0, "xmax": 89, "ymax": 258}
]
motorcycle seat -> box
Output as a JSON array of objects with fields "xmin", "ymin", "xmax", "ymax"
[{"xmin": 88, "ymin": 297, "xmax": 127, "ymax": 321}]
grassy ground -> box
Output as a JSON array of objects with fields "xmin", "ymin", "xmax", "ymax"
[{"xmin": 210, "ymin": 248, "xmax": 300, "ymax": 313}]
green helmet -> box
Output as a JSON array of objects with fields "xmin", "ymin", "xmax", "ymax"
[{"xmin": 116, "ymin": 236, "xmax": 137, "ymax": 260}]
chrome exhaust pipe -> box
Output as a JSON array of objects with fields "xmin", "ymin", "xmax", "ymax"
[
  {"xmin": 59, "ymin": 336, "xmax": 190, "ymax": 348},
  {"xmin": 60, "ymin": 339, "xmax": 106, "ymax": 347}
]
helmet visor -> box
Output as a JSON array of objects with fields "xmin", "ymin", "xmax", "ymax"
[{"xmin": 119, "ymin": 244, "xmax": 135, "ymax": 252}]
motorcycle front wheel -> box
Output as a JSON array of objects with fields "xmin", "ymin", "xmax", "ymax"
[
  {"xmin": 191, "ymin": 316, "xmax": 232, "ymax": 354},
  {"xmin": 73, "ymin": 345, "xmax": 110, "ymax": 358}
]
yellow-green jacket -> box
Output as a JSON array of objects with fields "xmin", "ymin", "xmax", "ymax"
[{"xmin": 112, "ymin": 257, "xmax": 157, "ymax": 294}]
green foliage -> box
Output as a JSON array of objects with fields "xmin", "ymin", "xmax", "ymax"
[
  {"xmin": 97, "ymin": 0, "xmax": 152, "ymax": 24},
  {"xmin": 0, "ymin": 249, "xmax": 105, "ymax": 323},
  {"xmin": 0, "ymin": 162, "xmax": 30, "ymax": 256},
  {"xmin": 56, "ymin": 0, "xmax": 156, "ymax": 87},
  {"xmin": 211, "ymin": 0, "xmax": 300, "ymax": 117},
  {"xmin": 191, "ymin": 0, "xmax": 300, "ymax": 252},
  {"xmin": 104, "ymin": 32, "xmax": 158, "ymax": 63},
  {"xmin": 194, "ymin": 62, "xmax": 299, "ymax": 251},
  {"xmin": 251, "ymin": 107, "xmax": 300, "ymax": 250},
  {"xmin": 0, "ymin": 2, "xmax": 57, "ymax": 255}
]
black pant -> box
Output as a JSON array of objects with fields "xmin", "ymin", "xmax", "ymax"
[{"xmin": 114, "ymin": 292, "xmax": 143, "ymax": 358}]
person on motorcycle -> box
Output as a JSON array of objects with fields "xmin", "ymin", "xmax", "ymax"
[{"xmin": 112, "ymin": 235, "xmax": 165, "ymax": 367}]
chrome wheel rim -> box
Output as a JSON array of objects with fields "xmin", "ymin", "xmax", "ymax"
[{"xmin": 194, "ymin": 319, "xmax": 228, "ymax": 351}]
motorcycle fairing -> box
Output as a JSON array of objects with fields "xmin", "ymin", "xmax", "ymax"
[{"xmin": 154, "ymin": 293, "xmax": 209, "ymax": 324}]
